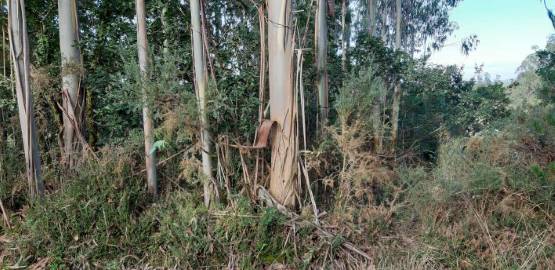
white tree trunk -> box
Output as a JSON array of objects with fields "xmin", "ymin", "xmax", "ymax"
[
  {"xmin": 340, "ymin": 0, "xmax": 350, "ymax": 74},
  {"xmin": 368, "ymin": 0, "xmax": 376, "ymax": 36},
  {"xmin": 161, "ymin": 4, "xmax": 169, "ymax": 58},
  {"xmin": 268, "ymin": 0, "xmax": 298, "ymax": 208},
  {"xmin": 136, "ymin": 0, "xmax": 158, "ymax": 196},
  {"xmin": 317, "ymin": 0, "xmax": 329, "ymax": 124},
  {"xmin": 369, "ymin": 0, "xmax": 383, "ymax": 153},
  {"xmin": 191, "ymin": 0, "xmax": 215, "ymax": 207},
  {"xmin": 390, "ymin": 0, "xmax": 402, "ymax": 151},
  {"xmin": 380, "ymin": 0, "xmax": 388, "ymax": 44},
  {"xmin": 395, "ymin": 0, "xmax": 401, "ymax": 49},
  {"xmin": 8, "ymin": 0, "xmax": 44, "ymax": 198},
  {"xmin": 2, "ymin": 26, "xmax": 6, "ymax": 77},
  {"xmin": 58, "ymin": 0, "xmax": 82, "ymax": 166}
]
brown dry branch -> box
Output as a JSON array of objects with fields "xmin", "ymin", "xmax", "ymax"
[{"xmin": 257, "ymin": 186, "xmax": 374, "ymax": 266}]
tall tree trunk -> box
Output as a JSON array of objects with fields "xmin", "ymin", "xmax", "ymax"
[
  {"xmin": 268, "ymin": 0, "xmax": 298, "ymax": 208},
  {"xmin": 317, "ymin": 0, "xmax": 329, "ymax": 124},
  {"xmin": 390, "ymin": 0, "xmax": 402, "ymax": 152},
  {"xmin": 368, "ymin": 0, "xmax": 383, "ymax": 153},
  {"xmin": 368, "ymin": 0, "xmax": 375, "ymax": 36},
  {"xmin": 58, "ymin": 0, "xmax": 83, "ymax": 166},
  {"xmin": 191, "ymin": 0, "xmax": 215, "ymax": 207},
  {"xmin": 380, "ymin": 0, "xmax": 389, "ymax": 45},
  {"xmin": 161, "ymin": 3, "xmax": 169, "ymax": 58},
  {"xmin": 8, "ymin": 0, "xmax": 44, "ymax": 198},
  {"xmin": 340, "ymin": 0, "xmax": 349, "ymax": 74},
  {"xmin": 2, "ymin": 25, "xmax": 6, "ymax": 77},
  {"xmin": 136, "ymin": 0, "xmax": 158, "ymax": 196}
]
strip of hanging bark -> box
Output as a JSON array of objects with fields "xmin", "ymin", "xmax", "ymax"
[
  {"xmin": 295, "ymin": 48, "xmax": 308, "ymax": 150},
  {"xmin": 299, "ymin": 159, "xmax": 319, "ymax": 224},
  {"xmin": 254, "ymin": 5, "xmax": 267, "ymax": 193},
  {"xmin": 258, "ymin": 5, "xmax": 266, "ymax": 124},
  {"xmin": 216, "ymin": 139, "xmax": 234, "ymax": 206},
  {"xmin": 257, "ymin": 186, "xmax": 373, "ymax": 263},
  {"xmin": 224, "ymin": 120, "xmax": 277, "ymax": 150},
  {"xmin": 56, "ymin": 92, "xmax": 98, "ymax": 162},
  {"xmin": 0, "ymin": 198, "xmax": 11, "ymax": 229},
  {"xmin": 327, "ymin": 0, "xmax": 335, "ymax": 17},
  {"xmin": 200, "ymin": 0, "xmax": 216, "ymax": 82}
]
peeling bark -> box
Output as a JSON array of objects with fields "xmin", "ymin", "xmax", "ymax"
[
  {"xmin": 58, "ymin": 0, "xmax": 83, "ymax": 166},
  {"xmin": 8, "ymin": 0, "xmax": 44, "ymax": 198},
  {"xmin": 268, "ymin": 0, "xmax": 298, "ymax": 208}
]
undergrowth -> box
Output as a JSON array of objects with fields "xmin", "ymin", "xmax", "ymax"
[{"xmin": 1, "ymin": 85, "xmax": 554, "ymax": 269}]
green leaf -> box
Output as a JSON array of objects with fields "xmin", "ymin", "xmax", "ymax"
[{"xmin": 149, "ymin": 140, "xmax": 167, "ymax": 155}]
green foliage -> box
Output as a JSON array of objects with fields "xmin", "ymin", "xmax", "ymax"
[
  {"xmin": 335, "ymin": 66, "xmax": 386, "ymax": 128},
  {"xmin": 6, "ymin": 148, "xmax": 301, "ymax": 268},
  {"xmin": 536, "ymin": 49, "xmax": 555, "ymax": 104},
  {"xmin": 395, "ymin": 117, "xmax": 555, "ymax": 268},
  {"xmin": 400, "ymin": 65, "xmax": 510, "ymax": 160},
  {"xmin": 14, "ymin": 149, "xmax": 151, "ymax": 265},
  {"xmin": 452, "ymin": 83, "xmax": 510, "ymax": 135}
]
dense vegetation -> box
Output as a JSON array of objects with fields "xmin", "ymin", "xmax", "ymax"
[{"xmin": 0, "ymin": 0, "xmax": 554, "ymax": 269}]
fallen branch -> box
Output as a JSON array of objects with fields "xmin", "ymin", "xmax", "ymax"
[
  {"xmin": 0, "ymin": 198, "xmax": 11, "ymax": 229},
  {"xmin": 257, "ymin": 186, "xmax": 374, "ymax": 263}
]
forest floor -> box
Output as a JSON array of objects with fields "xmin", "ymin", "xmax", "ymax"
[{"xmin": 0, "ymin": 107, "xmax": 554, "ymax": 269}]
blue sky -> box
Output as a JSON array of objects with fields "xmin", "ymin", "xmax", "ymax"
[{"xmin": 429, "ymin": 0, "xmax": 554, "ymax": 80}]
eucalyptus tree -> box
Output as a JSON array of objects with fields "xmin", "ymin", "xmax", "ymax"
[
  {"xmin": 390, "ymin": 0, "xmax": 402, "ymax": 150},
  {"xmin": 191, "ymin": 0, "xmax": 215, "ymax": 207},
  {"xmin": 316, "ymin": 0, "xmax": 329, "ymax": 124},
  {"xmin": 367, "ymin": 0, "xmax": 376, "ymax": 36},
  {"xmin": 8, "ymin": 0, "xmax": 44, "ymax": 197},
  {"xmin": 368, "ymin": 0, "xmax": 385, "ymax": 154},
  {"xmin": 341, "ymin": 0, "xmax": 350, "ymax": 74},
  {"xmin": 268, "ymin": 0, "xmax": 298, "ymax": 208},
  {"xmin": 136, "ymin": 0, "xmax": 157, "ymax": 196},
  {"xmin": 58, "ymin": 0, "xmax": 83, "ymax": 166}
]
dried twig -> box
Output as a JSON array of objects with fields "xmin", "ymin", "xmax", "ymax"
[
  {"xmin": 0, "ymin": 198, "xmax": 11, "ymax": 229},
  {"xmin": 257, "ymin": 187, "xmax": 374, "ymax": 263}
]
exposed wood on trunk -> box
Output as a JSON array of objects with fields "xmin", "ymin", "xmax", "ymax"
[
  {"xmin": 316, "ymin": 0, "xmax": 329, "ymax": 124},
  {"xmin": 58, "ymin": 0, "xmax": 83, "ymax": 166},
  {"xmin": 136, "ymin": 0, "xmax": 158, "ymax": 196},
  {"xmin": 191, "ymin": 0, "xmax": 216, "ymax": 207},
  {"xmin": 267, "ymin": 0, "xmax": 298, "ymax": 208},
  {"xmin": 8, "ymin": 0, "xmax": 44, "ymax": 198},
  {"xmin": 390, "ymin": 0, "xmax": 402, "ymax": 152}
]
